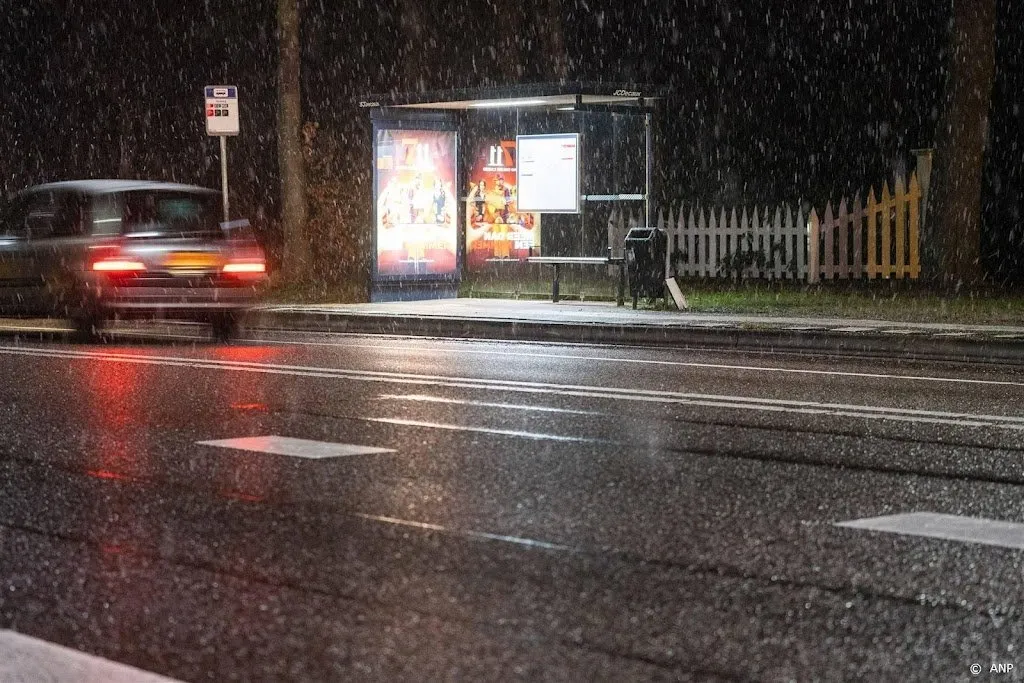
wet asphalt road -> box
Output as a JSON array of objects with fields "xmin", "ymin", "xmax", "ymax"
[{"xmin": 1, "ymin": 323, "xmax": 1024, "ymax": 681}]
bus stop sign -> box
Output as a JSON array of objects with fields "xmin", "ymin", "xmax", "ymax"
[{"xmin": 204, "ymin": 85, "xmax": 239, "ymax": 136}]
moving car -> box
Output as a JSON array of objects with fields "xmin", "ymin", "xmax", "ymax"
[{"xmin": 0, "ymin": 180, "xmax": 267, "ymax": 340}]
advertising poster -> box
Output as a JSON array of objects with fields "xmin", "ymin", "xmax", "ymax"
[
  {"xmin": 465, "ymin": 139, "xmax": 542, "ymax": 271},
  {"xmin": 374, "ymin": 128, "xmax": 458, "ymax": 279}
]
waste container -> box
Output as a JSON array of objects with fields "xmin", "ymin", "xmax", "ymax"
[{"xmin": 624, "ymin": 227, "xmax": 667, "ymax": 307}]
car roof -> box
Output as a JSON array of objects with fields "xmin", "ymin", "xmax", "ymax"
[{"xmin": 28, "ymin": 180, "xmax": 218, "ymax": 196}]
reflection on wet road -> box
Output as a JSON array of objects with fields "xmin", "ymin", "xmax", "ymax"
[{"xmin": 2, "ymin": 325, "xmax": 1024, "ymax": 680}]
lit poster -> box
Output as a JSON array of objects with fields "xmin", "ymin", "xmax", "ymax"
[
  {"xmin": 375, "ymin": 129, "xmax": 458, "ymax": 278},
  {"xmin": 465, "ymin": 139, "xmax": 542, "ymax": 271}
]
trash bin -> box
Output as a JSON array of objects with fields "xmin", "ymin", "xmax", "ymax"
[{"xmin": 624, "ymin": 227, "xmax": 667, "ymax": 307}]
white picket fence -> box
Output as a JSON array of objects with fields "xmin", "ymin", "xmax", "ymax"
[{"xmin": 607, "ymin": 171, "xmax": 924, "ymax": 282}]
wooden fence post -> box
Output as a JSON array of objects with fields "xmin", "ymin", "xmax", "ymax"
[
  {"xmin": 739, "ymin": 206, "xmax": 750, "ymax": 278},
  {"xmin": 725, "ymin": 207, "xmax": 736, "ymax": 277},
  {"xmin": 795, "ymin": 205, "xmax": 807, "ymax": 280},
  {"xmin": 771, "ymin": 206, "xmax": 783, "ymax": 279},
  {"xmin": 894, "ymin": 174, "xmax": 907, "ymax": 279},
  {"xmin": 866, "ymin": 187, "xmax": 879, "ymax": 278},
  {"xmin": 822, "ymin": 202, "xmax": 835, "ymax": 280},
  {"xmin": 837, "ymin": 198, "xmax": 850, "ymax": 279},
  {"xmin": 702, "ymin": 208, "xmax": 715, "ymax": 277},
  {"xmin": 808, "ymin": 208, "xmax": 820, "ymax": 283},
  {"xmin": 880, "ymin": 181, "xmax": 893, "ymax": 278},
  {"xmin": 851, "ymin": 194, "xmax": 864, "ymax": 278},
  {"xmin": 684, "ymin": 206, "xmax": 696, "ymax": 277},
  {"xmin": 908, "ymin": 173, "xmax": 922, "ymax": 279},
  {"xmin": 666, "ymin": 206, "xmax": 676, "ymax": 277}
]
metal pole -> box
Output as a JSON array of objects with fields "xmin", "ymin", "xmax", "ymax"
[
  {"xmin": 220, "ymin": 135, "xmax": 229, "ymax": 223},
  {"xmin": 644, "ymin": 112, "xmax": 652, "ymax": 228}
]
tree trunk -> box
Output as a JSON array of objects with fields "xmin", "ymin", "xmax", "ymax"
[
  {"xmin": 278, "ymin": 0, "xmax": 308, "ymax": 283},
  {"xmin": 927, "ymin": 0, "xmax": 996, "ymax": 285}
]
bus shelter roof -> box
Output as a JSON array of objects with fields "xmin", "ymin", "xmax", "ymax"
[{"xmin": 358, "ymin": 82, "xmax": 661, "ymax": 112}]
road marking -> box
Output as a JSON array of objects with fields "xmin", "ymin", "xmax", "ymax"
[
  {"xmin": 836, "ymin": 512, "xmax": 1024, "ymax": 550},
  {"xmin": 377, "ymin": 393, "xmax": 603, "ymax": 415},
  {"xmin": 365, "ymin": 417, "xmax": 602, "ymax": 443},
  {"xmin": 0, "ymin": 630, "xmax": 180, "ymax": 682},
  {"xmin": 198, "ymin": 435, "xmax": 394, "ymax": 459},
  {"xmin": 247, "ymin": 336, "xmax": 1024, "ymax": 389},
  {"xmin": 3, "ymin": 345, "xmax": 1024, "ymax": 433},
  {"xmin": 0, "ymin": 325, "xmax": 72, "ymax": 333},
  {"xmin": 355, "ymin": 513, "xmax": 571, "ymax": 551}
]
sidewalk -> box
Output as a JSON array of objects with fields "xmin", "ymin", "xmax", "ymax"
[{"xmin": 251, "ymin": 298, "xmax": 1024, "ymax": 363}]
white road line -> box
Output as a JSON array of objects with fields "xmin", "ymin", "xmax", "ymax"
[
  {"xmin": 2, "ymin": 345, "xmax": 1024, "ymax": 432},
  {"xmin": 0, "ymin": 325, "xmax": 73, "ymax": 333},
  {"xmin": 248, "ymin": 336, "xmax": 1024, "ymax": 389},
  {"xmin": 0, "ymin": 630, "xmax": 180, "ymax": 682},
  {"xmin": 377, "ymin": 393, "xmax": 604, "ymax": 416},
  {"xmin": 836, "ymin": 512, "xmax": 1024, "ymax": 551},
  {"xmin": 354, "ymin": 513, "xmax": 572, "ymax": 551},
  {"xmin": 365, "ymin": 417, "xmax": 603, "ymax": 443},
  {"xmin": 198, "ymin": 435, "xmax": 394, "ymax": 459}
]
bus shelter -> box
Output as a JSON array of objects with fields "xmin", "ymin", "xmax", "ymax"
[{"xmin": 360, "ymin": 83, "xmax": 661, "ymax": 302}]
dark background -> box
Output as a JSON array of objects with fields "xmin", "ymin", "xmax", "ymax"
[{"xmin": 1, "ymin": 1, "xmax": 1021, "ymax": 280}]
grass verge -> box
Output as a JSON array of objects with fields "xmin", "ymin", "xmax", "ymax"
[{"xmin": 675, "ymin": 282, "xmax": 1024, "ymax": 324}]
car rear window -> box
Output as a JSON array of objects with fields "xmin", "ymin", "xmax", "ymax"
[{"xmin": 120, "ymin": 190, "xmax": 223, "ymax": 239}]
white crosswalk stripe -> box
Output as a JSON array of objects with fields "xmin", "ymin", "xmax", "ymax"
[{"xmin": 0, "ymin": 630, "xmax": 180, "ymax": 683}]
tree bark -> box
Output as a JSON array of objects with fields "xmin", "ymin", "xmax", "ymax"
[
  {"xmin": 927, "ymin": 0, "xmax": 996, "ymax": 285},
  {"xmin": 278, "ymin": 0, "xmax": 308, "ymax": 283}
]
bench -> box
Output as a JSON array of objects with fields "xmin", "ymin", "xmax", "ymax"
[{"xmin": 527, "ymin": 254, "xmax": 627, "ymax": 306}]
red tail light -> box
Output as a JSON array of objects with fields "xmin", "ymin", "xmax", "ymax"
[
  {"xmin": 89, "ymin": 242, "xmax": 145, "ymax": 274},
  {"xmin": 92, "ymin": 258, "xmax": 147, "ymax": 273},
  {"xmin": 222, "ymin": 262, "xmax": 266, "ymax": 274},
  {"xmin": 221, "ymin": 258, "xmax": 267, "ymax": 281}
]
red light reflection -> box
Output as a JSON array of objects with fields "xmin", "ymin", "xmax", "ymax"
[
  {"xmin": 213, "ymin": 356, "xmax": 278, "ymax": 504},
  {"xmin": 230, "ymin": 402, "xmax": 269, "ymax": 412},
  {"xmin": 83, "ymin": 357, "xmax": 147, "ymax": 480},
  {"xmin": 86, "ymin": 469, "xmax": 133, "ymax": 482},
  {"xmin": 220, "ymin": 490, "xmax": 265, "ymax": 503}
]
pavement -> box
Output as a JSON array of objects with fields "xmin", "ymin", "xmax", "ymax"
[
  {"xmin": 251, "ymin": 297, "xmax": 1024, "ymax": 363},
  {"xmin": 3, "ymin": 329, "xmax": 1024, "ymax": 681}
]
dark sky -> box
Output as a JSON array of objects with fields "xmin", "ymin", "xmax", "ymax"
[{"xmin": 1, "ymin": 0, "xmax": 1022, "ymax": 275}]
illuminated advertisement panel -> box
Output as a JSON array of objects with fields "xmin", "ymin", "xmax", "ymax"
[
  {"xmin": 374, "ymin": 128, "xmax": 458, "ymax": 279},
  {"xmin": 465, "ymin": 139, "xmax": 542, "ymax": 271}
]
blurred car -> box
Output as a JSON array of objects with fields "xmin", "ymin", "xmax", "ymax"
[{"xmin": 0, "ymin": 180, "xmax": 267, "ymax": 340}]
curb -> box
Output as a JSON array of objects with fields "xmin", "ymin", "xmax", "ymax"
[{"xmin": 248, "ymin": 310, "xmax": 1024, "ymax": 365}]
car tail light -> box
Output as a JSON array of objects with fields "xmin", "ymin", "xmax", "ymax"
[
  {"xmin": 89, "ymin": 241, "xmax": 146, "ymax": 274},
  {"xmin": 222, "ymin": 259, "xmax": 267, "ymax": 279},
  {"xmin": 222, "ymin": 261, "xmax": 266, "ymax": 274},
  {"xmin": 92, "ymin": 258, "xmax": 147, "ymax": 273}
]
